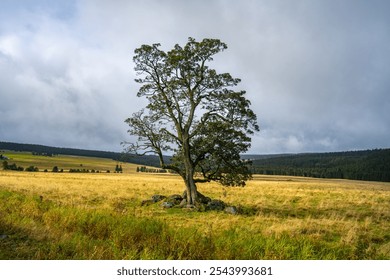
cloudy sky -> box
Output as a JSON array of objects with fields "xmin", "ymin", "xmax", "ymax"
[{"xmin": 0, "ymin": 0, "xmax": 389, "ymax": 154}]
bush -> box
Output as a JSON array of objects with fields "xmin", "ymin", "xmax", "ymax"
[
  {"xmin": 2, "ymin": 160, "xmax": 8, "ymax": 170},
  {"xmin": 25, "ymin": 166, "xmax": 39, "ymax": 172},
  {"xmin": 2, "ymin": 161, "xmax": 24, "ymax": 171}
]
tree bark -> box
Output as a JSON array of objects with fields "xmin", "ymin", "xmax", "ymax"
[
  {"xmin": 183, "ymin": 134, "xmax": 197, "ymax": 205},
  {"xmin": 184, "ymin": 170, "xmax": 197, "ymax": 205}
]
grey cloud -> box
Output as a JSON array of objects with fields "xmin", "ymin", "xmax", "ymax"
[{"xmin": 0, "ymin": 0, "xmax": 389, "ymax": 153}]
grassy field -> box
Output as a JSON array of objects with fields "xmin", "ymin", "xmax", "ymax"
[
  {"xmin": 0, "ymin": 151, "xmax": 136, "ymax": 173},
  {"xmin": 1, "ymin": 152, "xmax": 390, "ymax": 259}
]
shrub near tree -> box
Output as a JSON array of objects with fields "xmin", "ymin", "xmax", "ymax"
[{"xmin": 125, "ymin": 38, "xmax": 259, "ymax": 206}]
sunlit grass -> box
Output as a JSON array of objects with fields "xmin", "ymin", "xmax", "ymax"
[{"xmin": 1, "ymin": 170, "xmax": 389, "ymax": 259}]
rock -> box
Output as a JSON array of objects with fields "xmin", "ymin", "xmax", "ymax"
[
  {"xmin": 166, "ymin": 194, "xmax": 183, "ymax": 205},
  {"xmin": 225, "ymin": 206, "xmax": 239, "ymax": 215},
  {"xmin": 161, "ymin": 201, "xmax": 174, "ymax": 208},
  {"xmin": 141, "ymin": 192, "xmax": 228, "ymax": 212},
  {"xmin": 152, "ymin": 194, "xmax": 166, "ymax": 203},
  {"xmin": 198, "ymin": 192, "xmax": 212, "ymax": 204},
  {"xmin": 141, "ymin": 199, "xmax": 154, "ymax": 206},
  {"xmin": 206, "ymin": 199, "xmax": 226, "ymax": 211},
  {"xmin": 0, "ymin": 234, "xmax": 8, "ymax": 240}
]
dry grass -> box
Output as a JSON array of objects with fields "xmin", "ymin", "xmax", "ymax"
[{"xmin": 1, "ymin": 170, "xmax": 390, "ymax": 259}]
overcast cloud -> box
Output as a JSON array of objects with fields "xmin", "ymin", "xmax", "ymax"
[{"xmin": 0, "ymin": 0, "xmax": 389, "ymax": 153}]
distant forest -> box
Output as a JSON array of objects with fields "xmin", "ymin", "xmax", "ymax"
[
  {"xmin": 1, "ymin": 141, "xmax": 389, "ymax": 182},
  {"xmin": 251, "ymin": 149, "xmax": 390, "ymax": 182}
]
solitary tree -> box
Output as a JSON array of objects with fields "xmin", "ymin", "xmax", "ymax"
[{"xmin": 125, "ymin": 38, "xmax": 259, "ymax": 206}]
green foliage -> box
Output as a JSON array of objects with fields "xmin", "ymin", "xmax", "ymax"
[
  {"xmin": 136, "ymin": 166, "xmax": 168, "ymax": 173},
  {"xmin": 69, "ymin": 169, "xmax": 90, "ymax": 173},
  {"xmin": 115, "ymin": 164, "xmax": 123, "ymax": 173},
  {"xmin": 25, "ymin": 166, "xmax": 39, "ymax": 172},
  {"xmin": 2, "ymin": 161, "xmax": 24, "ymax": 171}
]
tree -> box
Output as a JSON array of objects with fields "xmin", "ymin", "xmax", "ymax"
[
  {"xmin": 25, "ymin": 166, "xmax": 39, "ymax": 172},
  {"xmin": 125, "ymin": 38, "xmax": 259, "ymax": 206},
  {"xmin": 115, "ymin": 164, "xmax": 123, "ymax": 173},
  {"xmin": 2, "ymin": 160, "xmax": 8, "ymax": 170}
]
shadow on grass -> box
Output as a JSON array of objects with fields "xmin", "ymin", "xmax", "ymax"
[{"xmin": 0, "ymin": 220, "xmax": 52, "ymax": 259}]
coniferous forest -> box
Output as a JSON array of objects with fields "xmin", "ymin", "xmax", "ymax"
[{"xmin": 251, "ymin": 149, "xmax": 390, "ymax": 182}]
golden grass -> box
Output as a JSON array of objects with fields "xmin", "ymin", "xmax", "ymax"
[{"xmin": 1, "ymin": 170, "xmax": 390, "ymax": 259}]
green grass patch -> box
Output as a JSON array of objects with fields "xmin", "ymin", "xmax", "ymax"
[{"xmin": 1, "ymin": 151, "xmax": 133, "ymax": 173}]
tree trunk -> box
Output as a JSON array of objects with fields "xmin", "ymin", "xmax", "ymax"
[
  {"xmin": 183, "ymin": 158, "xmax": 197, "ymax": 205},
  {"xmin": 183, "ymin": 175, "xmax": 197, "ymax": 205},
  {"xmin": 182, "ymin": 134, "xmax": 197, "ymax": 206}
]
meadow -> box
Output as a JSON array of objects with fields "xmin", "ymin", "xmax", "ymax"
[
  {"xmin": 0, "ymin": 151, "xmax": 128, "ymax": 173},
  {"xmin": 0, "ymin": 152, "xmax": 390, "ymax": 259}
]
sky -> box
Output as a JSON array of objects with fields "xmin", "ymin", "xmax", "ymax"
[{"xmin": 0, "ymin": 0, "xmax": 389, "ymax": 154}]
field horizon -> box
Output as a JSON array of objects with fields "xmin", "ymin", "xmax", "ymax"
[
  {"xmin": 2, "ymin": 141, "xmax": 390, "ymax": 183},
  {"xmin": 1, "ymin": 151, "xmax": 390, "ymax": 259}
]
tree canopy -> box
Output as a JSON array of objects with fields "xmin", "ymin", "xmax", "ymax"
[{"xmin": 125, "ymin": 38, "xmax": 259, "ymax": 205}]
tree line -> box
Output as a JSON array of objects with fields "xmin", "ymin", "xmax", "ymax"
[
  {"xmin": 2, "ymin": 143, "xmax": 389, "ymax": 182},
  {"xmin": 0, "ymin": 141, "xmax": 162, "ymax": 167},
  {"xmin": 136, "ymin": 166, "xmax": 169, "ymax": 173},
  {"xmin": 1, "ymin": 161, "xmax": 112, "ymax": 173},
  {"xmin": 2, "ymin": 161, "xmax": 39, "ymax": 172},
  {"xmin": 251, "ymin": 149, "xmax": 390, "ymax": 182}
]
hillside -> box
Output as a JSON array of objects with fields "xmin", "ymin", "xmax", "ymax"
[
  {"xmin": 0, "ymin": 141, "xmax": 162, "ymax": 167},
  {"xmin": 251, "ymin": 149, "xmax": 390, "ymax": 182},
  {"xmin": 0, "ymin": 151, "xmax": 141, "ymax": 174}
]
